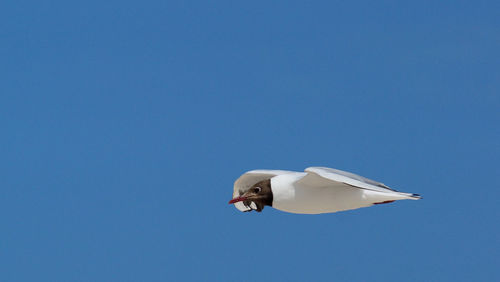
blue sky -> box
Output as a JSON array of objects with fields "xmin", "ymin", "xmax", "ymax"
[{"xmin": 1, "ymin": 1, "xmax": 499, "ymax": 281}]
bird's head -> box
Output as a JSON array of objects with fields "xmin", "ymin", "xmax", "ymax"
[{"xmin": 228, "ymin": 179, "xmax": 273, "ymax": 212}]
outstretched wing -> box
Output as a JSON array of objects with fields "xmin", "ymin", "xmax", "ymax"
[
  {"xmin": 302, "ymin": 167, "xmax": 398, "ymax": 193},
  {"xmin": 232, "ymin": 169, "xmax": 295, "ymax": 211}
]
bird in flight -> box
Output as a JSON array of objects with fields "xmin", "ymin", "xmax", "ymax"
[{"xmin": 229, "ymin": 167, "xmax": 421, "ymax": 214}]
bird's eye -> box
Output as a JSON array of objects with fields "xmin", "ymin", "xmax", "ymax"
[{"xmin": 254, "ymin": 187, "xmax": 262, "ymax": 193}]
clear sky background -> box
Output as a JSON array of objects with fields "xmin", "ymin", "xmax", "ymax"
[{"xmin": 1, "ymin": 1, "xmax": 499, "ymax": 281}]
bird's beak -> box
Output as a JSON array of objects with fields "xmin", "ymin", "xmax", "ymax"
[{"xmin": 228, "ymin": 196, "xmax": 246, "ymax": 204}]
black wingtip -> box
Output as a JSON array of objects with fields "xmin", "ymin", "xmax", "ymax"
[{"xmin": 411, "ymin": 193, "xmax": 422, "ymax": 199}]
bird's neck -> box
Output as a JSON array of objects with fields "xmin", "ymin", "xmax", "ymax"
[{"xmin": 270, "ymin": 173, "xmax": 305, "ymax": 206}]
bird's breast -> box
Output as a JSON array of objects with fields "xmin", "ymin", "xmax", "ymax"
[{"xmin": 270, "ymin": 174, "xmax": 373, "ymax": 214}]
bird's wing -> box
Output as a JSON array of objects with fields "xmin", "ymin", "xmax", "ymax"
[
  {"xmin": 300, "ymin": 167, "xmax": 398, "ymax": 193},
  {"xmin": 232, "ymin": 169, "xmax": 295, "ymax": 211}
]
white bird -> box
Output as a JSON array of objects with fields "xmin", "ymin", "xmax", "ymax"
[{"xmin": 229, "ymin": 167, "xmax": 421, "ymax": 214}]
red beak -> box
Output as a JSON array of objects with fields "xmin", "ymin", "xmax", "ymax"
[{"xmin": 228, "ymin": 196, "xmax": 246, "ymax": 204}]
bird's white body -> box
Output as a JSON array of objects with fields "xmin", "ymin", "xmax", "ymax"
[
  {"xmin": 270, "ymin": 172, "xmax": 413, "ymax": 214},
  {"xmin": 232, "ymin": 167, "xmax": 420, "ymax": 214}
]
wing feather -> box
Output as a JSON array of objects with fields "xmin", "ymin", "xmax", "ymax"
[{"xmin": 303, "ymin": 167, "xmax": 398, "ymax": 193}]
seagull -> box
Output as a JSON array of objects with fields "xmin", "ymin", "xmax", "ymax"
[{"xmin": 229, "ymin": 167, "xmax": 421, "ymax": 214}]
